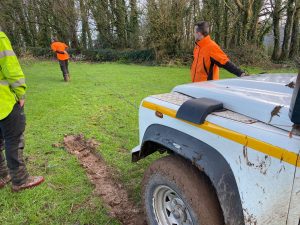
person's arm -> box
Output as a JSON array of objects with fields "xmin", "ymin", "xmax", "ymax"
[
  {"xmin": 56, "ymin": 50, "xmax": 66, "ymax": 54},
  {"xmin": 211, "ymin": 58, "xmax": 245, "ymax": 77},
  {"xmin": 0, "ymin": 33, "xmax": 26, "ymax": 104},
  {"xmin": 210, "ymin": 44, "xmax": 245, "ymax": 77},
  {"xmin": 63, "ymin": 43, "xmax": 69, "ymax": 54},
  {"xmin": 51, "ymin": 43, "xmax": 66, "ymax": 54}
]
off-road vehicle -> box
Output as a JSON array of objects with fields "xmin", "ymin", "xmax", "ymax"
[{"xmin": 132, "ymin": 72, "xmax": 300, "ymax": 225}]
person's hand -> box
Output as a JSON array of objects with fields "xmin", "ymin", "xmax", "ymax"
[{"xmin": 19, "ymin": 99, "xmax": 25, "ymax": 108}]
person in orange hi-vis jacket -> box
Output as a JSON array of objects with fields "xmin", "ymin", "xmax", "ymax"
[
  {"xmin": 191, "ymin": 21, "xmax": 247, "ymax": 82},
  {"xmin": 51, "ymin": 37, "xmax": 70, "ymax": 82}
]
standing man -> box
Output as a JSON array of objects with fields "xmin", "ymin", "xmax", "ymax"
[
  {"xmin": 191, "ymin": 21, "xmax": 247, "ymax": 82},
  {"xmin": 51, "ymin": 38, "xmax": 70, "ymax": 82},
  {"xmin": 0, "ymin": 31, "xmax": 44, "ymax": 192}
]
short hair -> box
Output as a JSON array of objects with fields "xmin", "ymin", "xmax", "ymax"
[
  {"xmin": 51, "ymin": 37, "xmax": 58, "ymax": 42},
  {"xmin": 195, "ymin": 21, "xmax": 210, "ymax": 36}
]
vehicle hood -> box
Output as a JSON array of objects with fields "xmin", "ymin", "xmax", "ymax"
[{"xmin": 173, "ymin": 74, "xmax": 297, "ymax": 131}]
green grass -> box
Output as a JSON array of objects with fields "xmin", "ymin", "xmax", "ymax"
[{"xmin": 0, "ymin": 60, "xmax": 295, "ymax": 225}]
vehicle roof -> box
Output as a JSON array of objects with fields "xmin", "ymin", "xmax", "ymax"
[{"xmin": 173, "ymin": 74, "xmax": 297, "ymax": 132}]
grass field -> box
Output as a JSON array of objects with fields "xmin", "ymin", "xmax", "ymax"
[{"xmin": 0, "ymin": 60, "xmax": 295, "ymax": 225}]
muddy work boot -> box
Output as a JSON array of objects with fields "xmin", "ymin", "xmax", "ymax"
[
  {"xmin": 12, "ymin": 176, "xmax": 45, "ymax": 192},
  {"xmin": 63, "ymin": 75, "xmax": 69, "ymax": 82},
  {"xmin": 0, "ymin": 175, "xmax": 11, "ymax": 188}
]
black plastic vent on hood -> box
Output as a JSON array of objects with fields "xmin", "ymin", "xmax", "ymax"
[
  {"xmin": 176, "ymin": 98, "xmax": 223, "ymax": 124},
  {"xmin": 289, "ymin": 72, "xmax": 300, "ymax": 124}
]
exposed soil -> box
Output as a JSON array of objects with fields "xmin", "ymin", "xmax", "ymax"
[{"xmin": 63, "ymin": 134, "xmax": 146, "ymax": 225}]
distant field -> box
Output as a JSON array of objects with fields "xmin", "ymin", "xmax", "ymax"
[{"xmin": 0, "ymin": 60, "xmax": 295, "ymax": 225}]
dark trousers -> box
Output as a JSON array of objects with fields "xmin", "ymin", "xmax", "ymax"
[
  {"xmin": 0, "ymin": 104, "xmax": 29, "ymax": 185},
  {"xmin": 59, "ymin": 60, "xmax": 69, "ymax": 77}
]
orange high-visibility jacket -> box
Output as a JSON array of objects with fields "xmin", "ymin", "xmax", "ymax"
[
  {"xmin": 51, "ymin": 42, "xmax": 69, "ymax": 61},
  {"xmin": 191, "ymin": 35, "xmax": 243, "ymax": 82}
]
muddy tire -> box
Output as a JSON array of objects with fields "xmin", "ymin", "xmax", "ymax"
[{"xmin": 142, "ymin": 155, "xmax": 224, "ymax": 225}]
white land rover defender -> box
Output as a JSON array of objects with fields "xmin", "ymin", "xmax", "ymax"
[{"xmin": 132, "ymin": 72, "xmax": 300, "ymax": 225}]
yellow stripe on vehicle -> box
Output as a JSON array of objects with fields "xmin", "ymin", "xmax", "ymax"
[{"xmin": 142, "ymin": 101, "xmax": 300, "ymax": 167}]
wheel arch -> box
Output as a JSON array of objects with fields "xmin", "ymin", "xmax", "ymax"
[{"xmin": 132, "ymin": 124, "xmax": 245, "ymax": 225}]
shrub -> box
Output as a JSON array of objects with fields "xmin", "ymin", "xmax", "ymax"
[
  {"xmin": 225, "ymin": 44, "xmax": 272, "ymax": 67},
  {"xmin": 15, "ymin": 47, "xmax": 156, "ymax": 64}
]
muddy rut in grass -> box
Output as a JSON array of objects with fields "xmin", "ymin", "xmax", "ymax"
[{"xmin": 63, "ymin": 134, "xmax": 146, "ymax": 225}]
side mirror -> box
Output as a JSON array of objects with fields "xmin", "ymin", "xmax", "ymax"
[{"xmin": 289, "ymin": 61, "xmax": 300, "ymax": 125}]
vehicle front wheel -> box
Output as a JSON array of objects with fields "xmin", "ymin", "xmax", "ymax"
[{"xmin": 142, "ymin": 155, "xmax": 224, "ymax": 225}]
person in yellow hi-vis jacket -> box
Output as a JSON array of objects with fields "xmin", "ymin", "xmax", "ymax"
[{"xmin": 0, "ymin": 30, "xmax": 44, "ymax": 192}]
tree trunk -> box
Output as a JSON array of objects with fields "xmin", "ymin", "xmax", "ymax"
[
  {"xmin": 212, "ymin": 0, "xmax": 222, "ymax": 44},
  {"xmin": 15, "ymin": 0, "xmax": 32, "ymax": 47},
  {"xmin": 80, "ymin": 0, "xmax": 90, "ymax": 49},
  {"xmin": 272, "ymin": 0, "xmax": 282, "ymax": 60},
  {"xmin": 248, "ymin": 0, "xmax": 264, "ymax": 44},
  {"xmin": 90, "ymin": 0, "xmax": 115, "ymax": 48},
  {"xmin": 280, "ymin": 0, "xmax": 296, "ymax": 60},
  {"xmin": 289, "ymin": 0, "xmax": 300, "ymax": 59},
  {"xmin": 114, "ymin": 0, "xmax": 128, "ymax": 48},
  {"xmin": 129, "ymin": 0, "xmax": 139, "ymax": 48},
  {"xmin": 68, "ymin": 0, "xmax": 79, "ymax": 49},
  {"xmin": 223, "ymin": 0, "xmax": 229, "ymax": 48}
]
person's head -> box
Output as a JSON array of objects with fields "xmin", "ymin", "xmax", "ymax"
[
  {"xmin": 194, "ymin": 21, "xmax": 210, "ymax": 41},
  {"xmin": 51, "ymin": 37, "xmax": 58, "ymax": 43}
]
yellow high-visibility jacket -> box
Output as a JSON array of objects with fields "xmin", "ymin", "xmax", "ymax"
[{"xmin": 0, "ymin": 31, "xmax": 26, "ymax": 120}]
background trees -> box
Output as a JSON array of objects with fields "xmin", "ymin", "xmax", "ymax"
[{"xmin": 0, "ymin": 0, "xmax": 299, "ymax": 62}]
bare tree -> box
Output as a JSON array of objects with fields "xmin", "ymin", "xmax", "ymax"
[
  {"xmin": 289, "ymin": 0, "xmax": 300, "ymax": 59},
  {"xmin": 280, "ymin": 0, "xmax": 296, "ymax": 60},
  {"xmin": 0, "ymin": 0, "xmax": 297, "ymax": 61}
]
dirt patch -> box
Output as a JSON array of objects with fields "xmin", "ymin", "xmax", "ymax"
[{"xmin": 63, "ymin": 134, "xmax": 146, "ymax": 225}]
